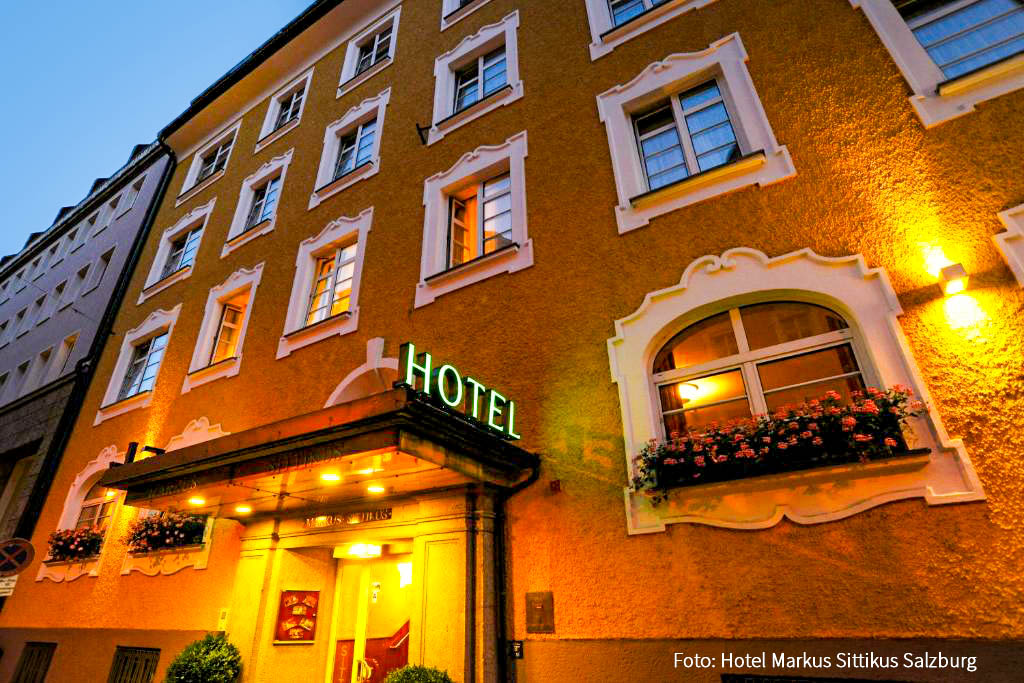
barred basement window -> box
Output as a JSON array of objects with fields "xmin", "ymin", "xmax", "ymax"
[
  {"xmin": 196, "ymin": 137, "xmax": 232, "ymax": 182},
  {"xmin": 454, "ymin": 47, "xmax": 507, "ymax": 112},
  {"xmin": 447, "ymin": 173, "xmax": 513, "ymax": 267},
  {"xmin": 107, "ymin": 646, "xmax": 160, "ymax": 683},
  {"xmin": 334, "ymin": 119, "xmax": 376, "ymax": 181},
  {"xmin": 11, "ymin": 642, "xmax": 57, "ymax": 683},
  {"xmin": 306, "ymin": 243, "xmax": 357, "ymax": 326},
  {"xmin": 118, "ymin": 332, "xmax": 168, "ymax": 400},
  {"xmin": 245, "ymin": 176, "xmax": 281, "ymax": 230},
  {"xmin": 160, "ymin": 227, "xmax": 202, "ymax": 279},
  {"xmin": 356, "ymin": 23, "xmax": 393, "ymax": 75},
  {"xmin": 76, "ymin": 481, "xmax": 116, "ymax": 529},
  {"xmin": 900, "ymin": 0, "xmax": 1024, "ymax": 79},
  {"xmin": 653, "ymin": 302, "xmax": 865, "ymax": 436}
]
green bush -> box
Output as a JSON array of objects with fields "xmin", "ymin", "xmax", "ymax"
[
  {"xmin": 164, "ymin": 633, "xmax": 241, "ymax": 683},
  {"xmin": 383, "ymin": 665, "xmax": 454, "ymax": 683}
]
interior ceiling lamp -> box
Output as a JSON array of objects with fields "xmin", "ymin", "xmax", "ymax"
[
  {"xmin": 940, "ymin": 263, "xmax": 969, "ymax": 296},
  {"xmin": 676, "ymin": 382, "xmax": 700, "ymax": 403}
]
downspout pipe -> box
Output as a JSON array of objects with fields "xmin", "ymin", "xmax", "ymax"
[
  {"xmin": 495, "ymin": 462, "xmax": 540, "ymax": 683},
  {"xmin": 466, "ymin": 487, "xmax": 478, "ymax": 683}
]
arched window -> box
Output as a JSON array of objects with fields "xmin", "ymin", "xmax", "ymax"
[
  {"xmin": 653, "ymin": 302, "xmax": 866, "ymax": 436},
  {"xmin": 75, "ymin": 481, "xmax": 116, "ymax": 529}
]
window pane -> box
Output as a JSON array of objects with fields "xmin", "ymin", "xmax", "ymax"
[
  {"xmin": 483, "ymin": 174, "xmax": 511, "ymax": 197},
  {"xmin": 679, "ymin": 81, "xmax": 721, "ymax": 111},
  {"xmin": 911, "ymin": 0, "xmax": 1024, "ymax": 78},
  {"xmin": 696, "ymin": 144, "xmax": 742, "ymax": 171},
  {"xmin": 757, "ymin": 344, "xmax": 861, "ymax": 392},
  {"xmin": 664, "ymin": 398, "xmax": 752, "ymax": 435},
  {"xmin": 740, "ymin": 302, "xmax": 849, "ymax": 350},
  {"xmin": 659, "ymin": 369, "xmax": 750, "ymax": 433},
  {"xmin": 635, "ymin": 104, "xmax": 674, "ymax": 137},
  {"xmin": 685, "ymin": 101, "xmax": 730, "ymax": 134},
  {"xmin": 763, "ymin": 374, "xmax": 866, "ymax": 413},
  {"xmin": 611, "ymin": 0, "xmax": 646, "ymax": 26},
  {"xmin": 653, "ymin": 311, "xmax": 738, "ymax": 372}
]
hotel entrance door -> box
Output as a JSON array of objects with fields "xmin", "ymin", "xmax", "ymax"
[{"xmin": 329, "ymin": 543, "xmax": 413, "ymax": 683}]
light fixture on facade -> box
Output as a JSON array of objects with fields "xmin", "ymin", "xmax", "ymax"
[
  {"xmin": 348, "ymin": 543, "xmax": 382, "ymax": 558},
  {"xmin": 676, "ymin": 382, "xmax": 700, "ymax": 403},
  {"xmin": 367, "ymin": 484, "xmax": 386, "ymax": 494},
  {"xmin": 320, "ymin": 472, "xmax": 342, "ymax": 483},
  {"xmin": 939, "ymin": 263, "xmax": 968, "ymax": 296},
  {"xmin": 104, "ymin": 489, "xmax": 117, "ymax": 498},
  {"xmin": 235, "ymin": 504, "xmax": 252, "ymax": 514},
  {"xmin": 187, "ymin": 496, "xmax": 206, "ymax": 506}
]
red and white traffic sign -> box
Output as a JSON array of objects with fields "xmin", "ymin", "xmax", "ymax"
[{"xmin": 0, "ymin": 538, "xmax": 35, "ymax": 577}]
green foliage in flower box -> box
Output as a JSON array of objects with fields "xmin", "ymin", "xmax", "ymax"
[
  {"xmin": 46, "ymin": 527, "xmax": 105, "ymax": 562},
  {"xmin": 631, "ymin": 386, "xmax": 926, "ymax": 504},
  {"xmin": 125, "ymin": 512, "xmax": 206, "ymax": 553}
]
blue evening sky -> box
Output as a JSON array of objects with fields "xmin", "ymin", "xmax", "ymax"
[{"xmin": 0, "ymin": 1, "xmax": 310, "ymax": 258}]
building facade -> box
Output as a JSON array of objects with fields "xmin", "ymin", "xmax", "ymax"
[
  {"xmin": 1, "ymin": 0, "xmax": 1024, "ymax": 681},
  {"xmin": 0, "ymin": 143, "xmax": 169, "ymax": 580}
]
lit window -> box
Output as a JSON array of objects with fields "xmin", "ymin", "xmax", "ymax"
[
  {"xmin": 118, "ymin": 332, "xmax": 168, "ymax": 401},
  {"xmin": 356, "ymin": 25, "xmax": 393, "ymax": 75},
  {"xmin": 161, "ymin": 227, "xmax": 202, "ymax": 280},
  {"xmin": 903, "ymin": 0, "xmax": 1024, "ymax": 80},
  {"xmin": 306, "ymin": 243, "xmax": 357, "ymax": 326},
  {"xmin": 196, "ymin": 138, "xmax": 233, "ymax": 182},
  {"xmin": 447, "ymin": 173, "xmax": 514, "ymax": 267},
  {"xmin": 334, "ymin": 119, "xmax": 377, "ymax": 180},
  {"xmin": 210, "ymin": 302, "xmax": 245, "ymax": 364},
  {"xmin": 454, "ymin": 47, "xmax": 507, "ymax": 112},
  {"xmin": 245, "ymin": 176, "xmax": 281, "ymax": 230},
  {"xmin": 76, "ymin": 482, "xmax": 116, "ymax": 530},
  {"xmin": 653, "ymin": 302, "xmax": 863, "ymax": 435},
  {"xmin": 609, "ymin": 0, "xmax": 670, "ymax": 27},
  {"xmin": 275, "ymin": 87, "xmax": 305, "ymax": 131}
]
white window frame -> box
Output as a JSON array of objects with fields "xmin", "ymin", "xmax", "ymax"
[
  {"xmin": 997, "ymin": 202, "xmax": 1024, "ymax": 287},
  {"xmin": 95, "ymin": 305, "xmax": 181, "ymax": 425},
  {"xmin": 607, "ymin": 246, "xmax": 986, "ymax": 534},
  {"xmin": 417, "ymin": 130, "xmax": 532, "ymax": 308},
  {"xmin": 223, "ymin": 149, "xmax": 293, "ymax": 257},
  {"xmin": 441, "ymin": 0, "xmax": 497, "ymax": 30},
  {"xmin": 182, "ymin": 263, "xmax": 264, "ymax": 393},
  {"xmin": 256, "ymin": 68, "xmax": 314, "ymax": 154},
  {"xmin": 427, "ymin": 11, "xmax": 523, "ymax": 146},
  {"xmin": 851, "ymin": 0, "xmax": 1024, "ymax": 127},
  {"xmin": 309, "ymin": 89, "xmax": 390, "ymax": 210},
  {"xmin": 337, "ymin": 6, "xmax": 402, "ymax": 99},
  {"xmin": 139, "ymin": 198, "xmax": 215, "ymax": 304},
  {"xmin": 596, "ymin": 33, "xmax": 795, "ymax": 235},
  {"xmin": 277, "ymin": 208, "xmax": 372, "ymax": 359},
  {"xmin": 176, "ymin": 120, "xmax": 242, "ymax": 206},
  {"xmin": 584, "ymin": 0, "xmax": 721, "ymax": 61}
]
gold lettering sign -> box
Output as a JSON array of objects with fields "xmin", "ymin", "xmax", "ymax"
[{"xmin": 304, "ymin": 508, "xmax": 392, "ymax": 528}]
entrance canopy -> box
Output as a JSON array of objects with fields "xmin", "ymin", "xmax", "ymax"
[{"xmin": 99, "ymin": 387, "xmax": 539, "ymax": 520}]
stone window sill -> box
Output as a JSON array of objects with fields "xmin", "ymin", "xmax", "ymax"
[
  {"xmin": 415, "ymin": 239, "xmax": 533, "ymax": 308},
  {"xmin": 37, "ymin": 555, "xmax": 101, "ymax": 583},
  {"xmin": 427, "ymin": 83, "xmax": 522, "ymax": 146},
  {"xmin": 95, "ymin": 390, "xmax": 153, "ymax": 426},
  {"xmin": 337, "ymin": 58, "xmax": 391, "ymax": 100},
  {"xmin": 629, "ymin": 151, "xmax": 766, "ymax": 210},
  {"xmin": 182, "ymin": 356, "xmax": 240, "ymax": 394},
  {"xmin": 254, "ymin": 117, "xmax": 300, "ymax": 154},
  {"xmin": 138, "ymin": 265, "xmax": 192, "ymax": 305},
  {"xmin": 221, "ymin": 218, "xmax": 274, "ymax": 258},
  {"xmin": 442, "ymin": 0, "xmax": 496, "ymax": 31},
  {"xmin": 308, "ymin": 161, "xmax": 377, "ymax": 210},
  {"xmin": 176, "ymin": 169, "xmax": 225, "ymax": 208},
  {"xmin": 277, "ymin": 309, "xmax": 358, "ymax": 359}
]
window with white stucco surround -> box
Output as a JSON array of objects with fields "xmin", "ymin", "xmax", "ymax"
[
  {"xmin": 223, "ymin": 149, "xmax": 292, "ymax": 257},
  {"xmin": 607, "ymin": 247, "xmax": 986, "ymax": 534},
  {"xmin": 182, "ymin": 264, "xmax": 264, "ymax": 393},
  {"xmin": 440, "ymin": 0, "xmax": 497, "ymax": 31},
  {"xmin": 95, "ymin": 305, "xmax": 181, "ymax": 425},
  {"xmin": 139, "ymin": 198, "xmax": 215, "ymax": 304},
  {"xmin": 997, "ymin": 203, "xmax": 1024, "ymax": 286},
  {"xmin": 337, "ymin": 6, "xmax": 401, "ymax": 98},
  {"xmin": 851, "ymin": 0, "xmax": 1024, "ymax": 127},
  {"xmin": 255, "ymin": 68, "xmax": 314, "ymax": 153},
  {"xmin": 596, "ymin": 33, "xmax": 795, "ymax": 235},
  {"xmin": 277, "ymin": 208, "xmax": 372, "ymax": 359},
  {"xmin": 426, "ymin": 11, "xmax": 522, "ymax": 146},
  {"xmin": 417, "ymin": 131, "xmax": 532, "ymax": 308},
  {"xmin": 309, "ymin": 89, "xmax": 390, "ymax": 210},
  {"xmin": 584, "ymin": 0, "xmax": 721, "ymax": 61},
  {"xmin": 177, "ymin": 120, "xmax": 242, "ymax": 206},
  {"xmin": 37, "ymin": 445, "xmax": 124, "ymax": 583}
]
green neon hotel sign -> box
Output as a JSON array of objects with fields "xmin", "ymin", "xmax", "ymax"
[{"xmin": 398, "ymin": 342, "xmax": 521, "ymax": 440}]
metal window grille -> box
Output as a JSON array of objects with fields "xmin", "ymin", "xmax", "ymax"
[
  {"xmin": 11, "ymin": 642, "xmax": 57, "ymax": 683},
  {"xmin": 107, "ymin": 646, "xmax": 160, "ymax": 683}
]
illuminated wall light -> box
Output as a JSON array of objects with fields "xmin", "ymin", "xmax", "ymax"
[
  {"xmin": 187, "ymin": 496, "xmax": 206, "ymax": 506},
  {"xmin": 235, "ymin": 504, "xmax": 252, "ymax": 514},
  {"xmin": 397, "ymin": 561, "xmax": 412, "ymax": 588},
  {"xmin": 348, "ymin": 543, "xmax": 382, "ymax": 558},
  {"xmin": 320, "ymin": 472, "xmax": 342, "ymax": 483},
  {"xmin": 922, "ymin": 245, "xmax": 954, "ymax": 278},
  {"xmin": 939, "ymin": 262, "xmax": 968, "ymax": 296},
  {"xmin": 367, "ymin": 484, "xmax": 386, "ymax": 494},
  {"xmin": 676, "ymin": 382, "xmax": 700, "ymax": 403},
  {"xmin": 104, "ymin": 489, "xmax": 117, "ymax": 498}
]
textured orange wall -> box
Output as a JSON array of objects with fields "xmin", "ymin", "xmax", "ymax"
[{"xmin": 0, "ymin": 0, "xmax": 1021, "ymax": 660}]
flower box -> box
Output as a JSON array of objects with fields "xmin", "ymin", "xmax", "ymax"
[
  {"xmin": 46, "ymin": 527, "xmax": 105, "ymax": 562},
  {"xmin": 632, "ymin": 386, "xmax": 926, "ymax": 505},
  {"xmin": 124, "ymin": 512, "xmax": 206, "ymax": 553}
]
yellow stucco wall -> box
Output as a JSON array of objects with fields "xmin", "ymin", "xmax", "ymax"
[{"xmin": 1, "ymin": 0, "xmax": 1022, "ymax": 677}]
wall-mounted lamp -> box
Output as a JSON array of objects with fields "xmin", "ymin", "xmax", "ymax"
[
  {"xmin": 187, "ymin": 496, "xmax": 206, "ymax": 506},
  {"xmin": 940, "ymin": 263, "xmax": 969, "ymax": 296},
  {"xmin": 676, "ymin": 382, "xmax": 700, "ymax": 403},
  {"xmin": 235, "ymin": 504, "xmax": 252, "ymax": 515}
]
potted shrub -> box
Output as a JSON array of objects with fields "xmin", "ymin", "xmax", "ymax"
[
  {"xmin": 125, "ymin": 512, "xmax": 206, "ymax": 553},
  {"xmin": 164, "ymin": 633, "xmax": 241, "ymax": 683},
  {"xmin": 384, "ymin": 665, "xmax": 455, "ymax": 683},
  {"xmin": 46, "ymin": 527, "xmax": 105, "ymax": 562}
]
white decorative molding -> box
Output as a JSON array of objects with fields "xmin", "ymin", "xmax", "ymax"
[
  {"xmin": 607, "ymin": 247, "xmax": 986, "ymax": 534},
  {"xmin": 255, "ymin": 68, "xmax": 314, "ymax": 153},
  {"xmin": 120, "ymin": 517, "xmax": 215, "ymax": 577},
  {"xmin": 310, "ymin": 89, "xmax": 391, "ymax": 210},
  {"xmin": 177, "ymin": 119, "xmax": 242, "ymax": 204},
  {"xmin": 278, "ymin": 208, "xmax": 373, "ymax": 358},
  {"xmin": 96, "ymin": 305, "xmax": 181, "ymax": 425},
  {"xmin": 417, "ymin": 131, "xmax": 533, "ymax": 307},
  {"xmin": 223, "ymin": 150, "xmax": 293, "ymax": 258},
  {"xmin": 36, "ymin": 557, "xmax": 101, "ymax": 583},
  {"xmin": 337, "ymin": 6, "xmax": 401, "ymax": 98},
  {"xmin": 139, "ymin": 198, "xmax": 216, "ymax": 304},
  {"xmin": 182, "ymin": 264, "xmax": 264, "ymax": 393},
  {"xmin": 851, "ymin": 0, "xmax": 1024, "ymax": 127},
  {"xmin": 596, "ymin": 33, "xmax": 795, "ymax": 234},
  {"xmin": 584, "ymin": 0, "xmax": 720, "ymax": 61},
  {"xmin": 325, "ymin": 337, "xmax": 400, "ymax": 407},
  {"xmin": 427, "ymin": 11, "xmax": 523, "ymax": 145},
  {"xmin": 996, "ymin": 203, "xmax": 1024, "ymax": 287},
  {"xmin": 441, "ymin": 0, "xmax": 496, "ymax": 31},
  {"xmin": 165, "ymin": 416, "xmax": 231, "ymax": 452}
]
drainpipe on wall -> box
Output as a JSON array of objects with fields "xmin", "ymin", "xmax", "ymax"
[{"xmin": 466, "ymin": 487, "xmax": 478, "ymax": 683}]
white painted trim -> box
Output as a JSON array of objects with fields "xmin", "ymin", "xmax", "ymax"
[
  {"xmin": 584, "ymin": 0, "xmax": 720, "ymax": 61},
  {"xmin": 95, "ymin": 305, "xmax": 181, "ymax": 425},
  {"xmin": 223, "ymin": 149, "xmax": 293, "ymax": 257},
  {"xmin": 427, "ymin": 11, "xmax": 523, "ymax": 146},
  {"xmin": 139, "ymin": 198, "xmax": 216, "ymax": 305},
  {"xmin": 177, "ymin": 119, "xmax": 242, "ymax": 202},
  {"xmin": 324, "ymin": 337, "xmax": 400, "ymax": 407},
  {"xmin": 596, "ymin": 33, "xmax": 795, "ymax": 234},
  {"xmin": 310, "ymin": 89, "xmax": 390, "ymax": 210},
  {"xmin": 996, "ymin": 203, "xmax": 1024, "ymax": 287},
  {"xmin": 182, "ymin": 263, "xmax": 264, "ymax": 393},
  {"xmin": 441, "ymin": 0, "xmax": 496, "ymax": 31},
  {"xmin": 120, "ymin": 517, "xmax": 216, "ymax": 577},
  {"xmin": 277, "ymin": 208, "xmax": 373, "ymax": 359},
  {"xmin": 417, "ymin": 131, "xmax": 532, "ymax": 308},
  {"xmin": 337, "ymin": 6, "xmax": 402, "ymax": 97},
  {"xmin": 851, "ymin": 0, "xmax": 1024, "ymax": 127},
  {"xmin": 607, "ymin": 247, "xmax": 986, "ymax": 533},
  {"xmin": 255, "ymin": 68, "xmax": 314, "ymax": 153},
  {"xmin": 165, "ymin": 416, "xmax": 231, "ymax": 452}
]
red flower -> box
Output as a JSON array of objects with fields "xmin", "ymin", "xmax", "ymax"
[{"xmin": 853, "ymin": 433, "xmax": 872, "ymax": 442}]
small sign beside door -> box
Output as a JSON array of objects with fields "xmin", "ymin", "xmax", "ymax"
[
  {"xmin": 525, "ymin": 591, "xmax": 554, "ymax": 634},
  {"xmin": 274, "ymin": 590, "xmax": 319, "ymax": 644},
  {"xmin": 0, "ymin": 575, "xmax": 18, "ymax": 597}
]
